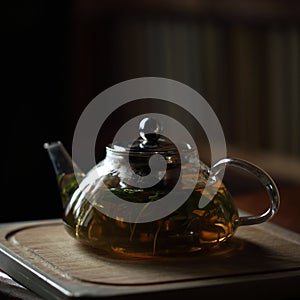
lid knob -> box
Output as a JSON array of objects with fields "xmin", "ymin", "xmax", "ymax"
[{"xmin": 139, "ymin": 117, "xmax": 162, "ymax": 148}]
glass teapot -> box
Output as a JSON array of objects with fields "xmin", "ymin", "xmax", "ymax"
[{"xmin": 45, "ymin": 117, "xmax": 279, "ymax": 257}]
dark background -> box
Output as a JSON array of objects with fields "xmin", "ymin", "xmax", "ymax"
[
  {"xmin": 2, "ymin": 1, "xmax": 71, "ymax": 221},
  {"xmin": 2, "ymin": 0, "xmax": 300, "ymax": 223}
]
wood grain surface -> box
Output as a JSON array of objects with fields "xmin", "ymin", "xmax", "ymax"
[{"xmin": 0, "ymin": 219, "xmax": 299, "ymax": 299}]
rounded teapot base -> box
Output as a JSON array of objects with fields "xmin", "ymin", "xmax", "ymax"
[{"xmin": 63, "ymin": 221, "xmax": 234, "ymax": 258}]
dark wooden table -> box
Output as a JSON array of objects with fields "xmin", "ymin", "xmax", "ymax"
[{"xmin": 0, "ymin": 185, "xmax": 299, "ymax": 300}]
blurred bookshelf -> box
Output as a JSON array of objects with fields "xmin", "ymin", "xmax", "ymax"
[{"xmin": 68, "ymin": 0, "xmax": 300, "ymax": 183}]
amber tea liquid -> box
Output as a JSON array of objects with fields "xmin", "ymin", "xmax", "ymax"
[{"xmin": 59, "ymin": 174, "xmax": 239, "ymax": 257}]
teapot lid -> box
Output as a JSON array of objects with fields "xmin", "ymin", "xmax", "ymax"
[{"xmin": 109, "ymin": 117, "xmax": 193, "ymax": 155}]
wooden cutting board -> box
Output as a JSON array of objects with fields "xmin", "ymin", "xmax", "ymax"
[{"xmin": 0, "ymin": 219, "xmax": 299, "ymax": 299}]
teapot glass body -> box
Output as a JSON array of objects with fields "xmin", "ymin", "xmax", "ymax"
[
  {"xmin": 58, "ymin": 145, "xmax": 239, "ymax": 257},
  {"xmin": 45, "ymin": 116, "xmax": 279, "ymax": 257}
]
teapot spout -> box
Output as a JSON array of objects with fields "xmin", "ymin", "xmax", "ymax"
[
  {"xmin": 44, "ymin": 141, "xmax": 84, "ymax": 208},
  {"xmin": 44, "ymin": 141, "xmax": 74, "ymax": 176}
]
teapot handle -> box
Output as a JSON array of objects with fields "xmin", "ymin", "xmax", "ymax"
[{"xmin": 211, "ymin": 158, "xmax": 280, "ymax": 226}]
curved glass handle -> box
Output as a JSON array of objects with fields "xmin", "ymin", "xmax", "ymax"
[{"xmin": 211, "ymin": 158, "xmax": 280, "ymax": 226}]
